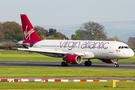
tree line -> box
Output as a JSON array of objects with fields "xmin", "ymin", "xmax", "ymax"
[
  {"xmin": 1, "ymin": 20, "xmax": 135, "ymax": 51},
  {"xmin": 0, "ymin": 21, "xmax": 23, "ymax": 41},
  {"xmin": 0, "ymin": 21, "xmax": 68, "ymax": 41},
  {"xmin": 0, "ymin": 21, "xmax": 121, "ymax": 42},
  {"xmin": 71, "ymin": 21, "xmax": 117, "ymax": 40}
]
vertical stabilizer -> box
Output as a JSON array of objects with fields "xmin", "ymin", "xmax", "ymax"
[{"xmin": 20, "ymin": 14, "xmax": 42, "ymax": 41}]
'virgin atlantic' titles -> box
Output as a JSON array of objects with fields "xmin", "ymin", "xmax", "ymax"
[{"xmin": 60, "ymin": 41, "xmax": 109, "ymax": 50}]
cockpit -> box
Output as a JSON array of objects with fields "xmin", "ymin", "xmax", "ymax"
[{"xmin": 118, "ymin": 46, "xmax": 130, "ymax": 49}]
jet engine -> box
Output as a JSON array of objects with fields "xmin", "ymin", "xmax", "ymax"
[
  {"xmin": 101, "ymin": 59, "xmax": 113, "ymax": 63},
  {"xmin": 65, "ymin": 55, "xmax": 82, "ymax": 64}
]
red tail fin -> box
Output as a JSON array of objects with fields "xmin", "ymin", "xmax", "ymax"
[{"xmin": 20, "ymin": 14, "xmax": 42, "ymax": 41}]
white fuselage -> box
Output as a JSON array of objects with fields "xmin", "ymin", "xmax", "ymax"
[{"xmin": 32, "ymin": 40, "xmax": 134, "ymax": 59}]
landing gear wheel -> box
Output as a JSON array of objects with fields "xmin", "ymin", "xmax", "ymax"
[
  {"xmin": 85, "ymin": 61, "xmax": 88, "ymax": 66},
  {"xmin": 61, "ymin": 62, "xmax": 68, "ymax": 66},
  {"xmin": 61, "ymin": 62, "xmax": 65, "ymax": 66},
  {"xmin": 114, "ymin": 63, "xmax": 119, "ymax": 68},
  {"xmin": 85, "ymin": 61, "xmax": 92, "ymax": 66}
]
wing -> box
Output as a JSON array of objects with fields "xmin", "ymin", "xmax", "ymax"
[{"xmin": 18, "ymin": 47, "xmax": 85, "ymax": 56}]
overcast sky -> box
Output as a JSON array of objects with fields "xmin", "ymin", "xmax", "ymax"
[{"xmin": 0, "ymin": 0, "xmax": 135, "ymax": 26}]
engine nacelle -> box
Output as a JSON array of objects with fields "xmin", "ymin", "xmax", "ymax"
[
  {"xmin": 101, "ymin": 59, "xmax": 113, "ymax": 63},
  {"xmin": 65, "ymin": 55, "xmax": 82, "ymax": 64}
]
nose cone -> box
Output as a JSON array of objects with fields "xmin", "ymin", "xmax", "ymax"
[
  {"xmin": 129, "ymin": 49, "xmax": 134, "ymax": 57},
  {"xmin": 119, "ymin": 49, "xmax": 134, "ymax": 59}
]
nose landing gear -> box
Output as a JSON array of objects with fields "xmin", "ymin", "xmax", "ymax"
[
  {"xmin": 114, "ymin": 63, "xmax": 119, "ymax": 67},
  {"xmin": 112, "ymin": 59, "xmax": 119, "ymax": 68}
]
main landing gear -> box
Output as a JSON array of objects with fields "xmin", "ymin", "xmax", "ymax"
[
  {"xmin": 61, "ymin": 62, "xmax": 68, "ymax": 66},
  {"xmin": 85, "ymin": 59, "xmax": 92, "ymax": 66}
]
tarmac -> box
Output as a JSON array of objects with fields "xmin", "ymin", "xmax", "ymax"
[{"xmin": 0, "ymin": 61, "xmax": 135, "ymax": 70}]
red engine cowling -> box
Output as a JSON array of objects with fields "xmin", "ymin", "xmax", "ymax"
[
  {"xmin": 101, "ymin": 59, "xmax": 113, "ymax": 63},
  {"xmin": 65, "ymin": 55, "xmax": 82, "ymax": 64}
]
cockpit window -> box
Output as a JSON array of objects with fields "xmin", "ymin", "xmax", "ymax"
[
  {"xmin": 124, "ymin": 46, "xmax": 129, "ymax": 49},
  {"xmin": 118, "ymin": 46, "xmax": 121, "ymax": 49},
  {"xmin": 118, "ymin": 46, "xmax": 130, "ymax": 49}
]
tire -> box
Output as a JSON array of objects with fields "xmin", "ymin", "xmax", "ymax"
[
  {"xmin": 88, "ymin": 61, "xmax": 92, "ymax": 66},
  {"xmin": 61, "ymin": 62, "xmax": 68, "ymax": 66},
  {"xmin": 61, "ymin": 62, "xmax": 65, "ymax": 66},
  {"xmin": 85, "ymin": 61, "xmax": 88, "ymax": 66},
  {"xmin": 85, "ymin": 61, "xmax": 92, "ymax": 66},
  {"xmin": 114, "ymin": 63, "xmax": 119, "ymax": 68}
]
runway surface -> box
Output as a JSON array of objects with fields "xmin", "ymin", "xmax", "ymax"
[{"xmin": 0, "ymin": 61, "xmax": 135, "ymax": 70}]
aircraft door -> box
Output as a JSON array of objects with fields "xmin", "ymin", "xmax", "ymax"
[
  {"xmin": 108, "ymin": 44, "xmax": 115, "ymax": 58},
  {"xmin": 98, "ymin": 48, "xmax": 108, "ymax": 58},
  {"xmin": 109, "ymin": 46, "xmax": 113, "ymax": 53}
]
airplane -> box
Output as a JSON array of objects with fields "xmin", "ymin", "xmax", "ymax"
[{"xmin": 18, "ymin": 14, "xmax": 134, "ymax": 68}]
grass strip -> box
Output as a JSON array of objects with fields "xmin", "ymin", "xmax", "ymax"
[
  {"xmin": 0, "ymin": 82, "xmax": 135, "ymax": 90},
  {"xmin": 0, "ymin": 67, "xmax": 135, "ymax": 77}
]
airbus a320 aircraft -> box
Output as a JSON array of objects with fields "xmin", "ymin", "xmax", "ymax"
[{"xmin": 18, "ymin": 14, "xmax": 134, "ymax": 67}]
